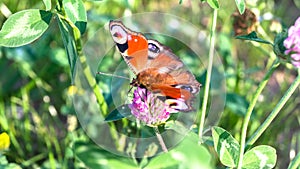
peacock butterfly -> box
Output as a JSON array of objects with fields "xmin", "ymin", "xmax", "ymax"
[{"xmin": 109, "ymin": 20, "xmax": 201, "ymax": 112}]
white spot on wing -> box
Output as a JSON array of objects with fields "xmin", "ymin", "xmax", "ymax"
[
  {"xmin": 165, "ymin": 99, "xmax": 188, "ymax": 111},
  {"xmin": 110, "ymin": 25, "xmax": 127, "ymax": 44}
]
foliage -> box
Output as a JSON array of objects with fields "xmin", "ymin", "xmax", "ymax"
[{"xmin": 0, "ymin": 0, "xmax": 300, "ymax": 169}]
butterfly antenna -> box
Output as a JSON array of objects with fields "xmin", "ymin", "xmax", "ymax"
[
  {"xmin": 128, "ymin": 86, "xmax": 134, "ymax": 94},
  {"xmin": 96, "ymin": 72, "xmax": 130, "ymax": 80}
]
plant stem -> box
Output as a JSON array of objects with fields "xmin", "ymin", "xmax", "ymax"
[
  {"xmin": 246, "ymin": 70, "xmax": 300, "ymax": 147},
  {"xmin": 237, "ymin": 59, "xmax": 280, "ymax": 169},
  {"xmin": 198, "ymin": 9, "xmax": 218, "ymax": 140},
  {"xmin": 56, "ymin": 13, "xmax": 119, "ymax": 144},
  {"xmin": 22, "ymin": 153, "xmax": 47, "ymax": 167},
  {"xmin": 154, "ymin": 126, "xmax": 168, "ymax": 153},
  {"xmin": 70, "ymin": 19, "xmax": 109, "ymax": 115},
  {"xmin": 288, "ymin": 149, "xmax": 300, "ymax": 169}
]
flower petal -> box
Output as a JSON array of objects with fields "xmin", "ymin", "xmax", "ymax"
[{"xmin": 129, "ymin": 87, "xmax": 177, "ymax": 126}]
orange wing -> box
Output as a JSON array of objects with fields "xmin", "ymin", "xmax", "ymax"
[
  {"xmin": 140, "ymin": 40, "xmax": 200, "ymax": 111},
  {"xmin": 150, "ymin": 84, "xmax": 194, "ymax": 111},
  {"xmin": 109, "ymin": 21, "xmax": 148, "ymax": 74}
]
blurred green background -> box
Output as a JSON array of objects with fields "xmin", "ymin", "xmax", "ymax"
[{"xmin": 0, "ymin": 0, "xmax": 300, "ymax": 168}]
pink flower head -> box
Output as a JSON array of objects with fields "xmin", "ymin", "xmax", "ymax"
[
  {"xmin": 129, "ymin": 87, "xmax": 178, "ymax": 126},
  {"xmin": 284, "ymin": 17, "xmax": 300, "ymax": 68}
]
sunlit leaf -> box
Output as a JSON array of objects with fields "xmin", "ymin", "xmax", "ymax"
[
  {"xmin": 0, "ymin": 132, "xmax": 10, "ymax": 150},
  {"xmin": 63, "ymin": 0, "xmax": 87, "ymax": 34},
  {"xmin": 0, "ymin": 154, "xmax": 8, "ymax": 165},
  {"xmin": 42, "ymin": 0, "xmax": 51, "ymax": 11},
  {"xmin": 104, "ymin": 104, "xmax": 132, "ymax": 122},
  {"xmin": 145, "ymin": 132, "xmax": 213, "ymax": 169},
  {"xmin": 235, "ymin": 31, "xmax": 272, "ymax": 45},
  {"xmin": 0, "ymin": 9, "xmax": 52, "ymax": 47},
  {"xmin": 242, "ymin": 145, "xmax": 277, "ymax": 169},
  {"xmin": 235, "ymin": 0, "xmax": 246, "ymax": 14},
  {"xmin": 74, "ymin": 141, "xmax": 138, "ymax": 168},
  {"xmin": 207, "ymin": 0, "xmax": 219, "ymax": 9},
  {"xmin": 165, "ymin": 120, "xmax": 189, "ymax": 134},
  {"xmin": 212, "ymin": 126, "xmax": 240, "ymax": 167},
  {"xmin": 288, "ymin": 152, "xmax": 300, "ymax": 169},
  {"xmin": 144, "ymin": 149, "xmax": 179, "ymax": 168},
  {"xmin": 0, "ymin": 154, "xmax": 22, "ymax": 169}
]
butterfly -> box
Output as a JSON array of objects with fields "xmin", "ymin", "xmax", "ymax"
[{"xmin": 109, "ymin": 20, "xmax": 201, "ymax": 112}]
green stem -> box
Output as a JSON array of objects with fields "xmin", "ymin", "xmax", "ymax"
[
  {"xmin": 246, "ymin": 70, "xmax": 300, "ymax": 147},
  {"xmin": 22, "ymin": 153, "xmax": 47, "ymax": 167},
  {"xmin": 154, "ymin": 126, "xmax": 168, "ymax": 153},
  {"xmin": 288, "ymin": 149, "xmax": 300, "ymax": 169},
  {"xmin": 198, "ymin": 9, "xmax": 218, "ymax": 140},
  {"xmin": 57, "ymin": 13, "xmax": 108, "ymax": 115},
  {"xmin": 21, "ymin": 88, "xmax": 32, "ymax": 153},
  {"xmin": 236, "ymin": 59, "xmax": 280, "ymax": 169},
  {"xmin": 68, "ymin": 17, "xmax": 120, "ymax": 142},
  {"xmin": 56, "ymin": 12, "xmax": 119, "ymax": 144}
]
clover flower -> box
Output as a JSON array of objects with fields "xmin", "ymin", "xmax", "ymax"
[
  {"xmin": 129, "ymin": 87, "xmax": 178, "ymax": 126},
  {"xmin": 284, "ymin": 17, "xmax": 300, "ymax": 68}
]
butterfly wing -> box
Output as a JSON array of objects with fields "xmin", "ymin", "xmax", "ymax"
[
  {"xmin": 146, "ymin": 40, "xmax": 200, "ymax": 93},
  {"xmin": 138, "ymin": 40, "xmax": 201, "ymax": 111},
  {"xmin": 109, "ymin": 21, "xmax": 201, "ymax": 112},
  {"xmin": 109, "ymin": 21, "xmax": 148, "ymax": 74}
]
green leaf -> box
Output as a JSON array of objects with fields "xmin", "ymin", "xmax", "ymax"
[
  {"xmin": 179, "ymin": 0, "xmax": 183, "ymax": 4},
  {"xmin": 226, "ymin": 93, "xmax": 249, "ymax": 116},
  {"xmin": 57, "ymin": 15, "xmax": 77, "ymax": 79},
  {"xmin": 273, "ymin": 29, "xmax": 288, "ymax": 58},
  {"xmin": 74, "ymin": 141, "xmax": 138, "ymax": 169},
  {"xmin": 235, "ymin": 0, "xmax": 246, "ymax": 14},
  {"xmin": 145, "ymin": 132, "xmax": 213, "ymax": 169},
  {"xmin": 207, "ymin": 0, "xmax": 219, "ymax": 9},
  {"xmin": 165, "ymin": 120, "xmax": 189, "ymax": 134},
  {"xmin": 0, "ymin": 163, "xmax": 22, "ymax": 169},
  {"xmin": 0, "ymin": 154, "xmax": 22, "ymax": 169},
  {"xmin": 242, "ymin": 145, "xmax": 277, "ymax": 169},
  {"xmin": 212, "ymin": 126, "xmax": 240, "ymax": 167},
  {"xmin": 0, "ymin": 154, "xmax": 8, "ymax": 165},
  {"xmin": 144, "ymin": 152, "xmax": 178, "ymax": 169},
  {"xmin": 104, "ymin": 104, "xmax": 132, "ymax": 122},
  {"xmin": 43, "ymin": 0, "xmax": 51, "ymax": 11},
  {"xmin": 235, "ymin": 31, "xmax": 273, "ymax": 45},
  {"xmin": 0, "ymin": 9, "xmax": 52, "ymax": 47},
  {"xmin": 50, "ymin": 48, "xmax": 69, "ymax": 66},
  {"xmin": 63, "ymin": 0, "xmax": 87, "ymax": 34}
]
